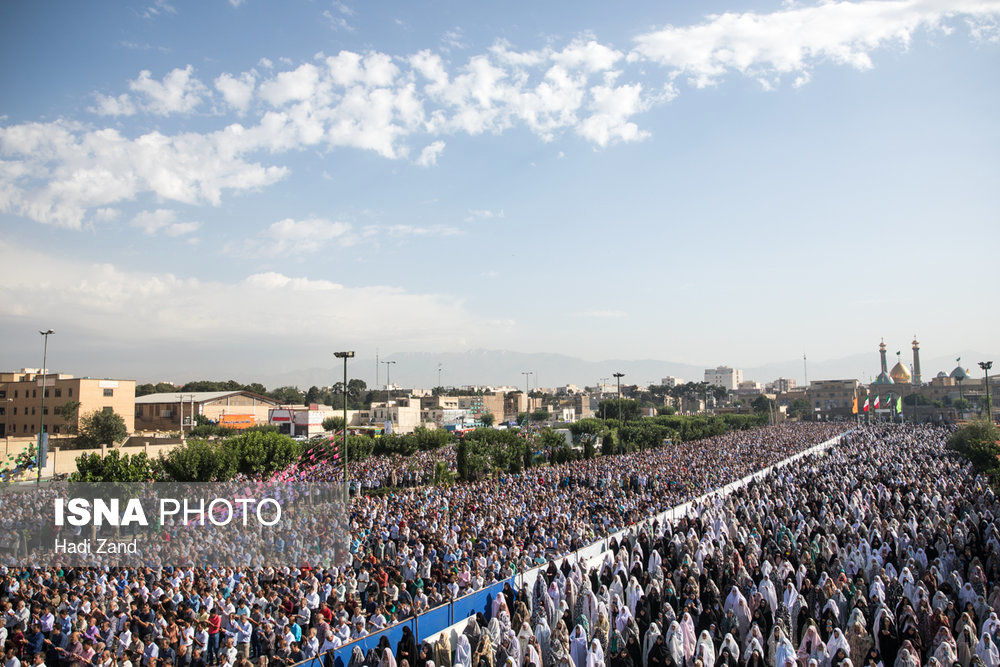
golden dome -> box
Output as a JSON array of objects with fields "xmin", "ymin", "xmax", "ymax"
[{"xmin": 890, "ymin": 351, "xmax": 912, "ymax": 384}]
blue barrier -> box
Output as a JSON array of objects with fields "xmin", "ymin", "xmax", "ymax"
[
  {"xmin": 416, "ymin": 603, "xmax": 451, "ymax": 636},
  {"xmin": 331, "ymin": 618, "xmax": 415, "ymax": 667}
]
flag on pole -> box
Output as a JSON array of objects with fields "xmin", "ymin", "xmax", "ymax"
[
  {"xmin": 863, "ymin": 397, "xmax": 869, "ymax": 412},
  {"xmin": 896, "ymin": 395, "xmax": 902, "ymax": 412},
  {"xmin": 852, "ymin": 397, "xmax": 858, "ymax": 414},
  {"xmin": 874, "ymin": 395, "xmax": 880, "ymax": 410}
]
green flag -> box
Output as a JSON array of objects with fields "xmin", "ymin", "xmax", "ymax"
[{"xmin": 896, "ymin": 395, "xmax": 902, "ymax": 412}]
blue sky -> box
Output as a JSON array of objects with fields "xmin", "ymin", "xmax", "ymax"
[{"xmin": 1, "ymin": 0, "xmax": 998, "ymax": 382}]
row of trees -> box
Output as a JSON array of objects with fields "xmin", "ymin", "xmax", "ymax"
[{"xmin": 71, "ymin": 429, "xmax": 301, "ymax": 482}]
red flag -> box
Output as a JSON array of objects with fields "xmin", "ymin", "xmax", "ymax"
[
  {"xmin": 863, "ymin": 397, "xmax": 870, "ymax": 412},
  {"xmin": 874, "ymin": 395, "xmax": 880, "ymax": 409}
]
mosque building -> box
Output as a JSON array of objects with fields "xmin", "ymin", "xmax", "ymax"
[{"xmin": 861, "ymin": 337, "xmax": 993, "ymax": 421}]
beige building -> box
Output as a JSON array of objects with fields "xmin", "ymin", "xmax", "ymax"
[
  {"xmin": 134, "ymin": 391, "xmax": 280, "ymax": 432},
  {"xmin": 0, "ymin": 369, "xmax": 136, "ymax": 438},
  {"xmin": 370, "ymin": 397, "xmax": 422, "ymax": 434}
]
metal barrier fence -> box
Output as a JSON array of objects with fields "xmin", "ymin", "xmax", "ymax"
[{"xmin": 292, "ymin": 429, "xmax": 853, "ymax": 667}]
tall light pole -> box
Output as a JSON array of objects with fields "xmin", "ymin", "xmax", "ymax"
[
  {"xmin": 437, "ymin": 363, "xmax": 444, "ymax": 391},
  {"xmin": 334, "ymin": 351, "xmax": 354, "ymax": 503},
  {"xmin": 613, "ymin": 372, "xmax": 625, "ymax": 423},
  {"xmin": 382, "ymin": 360, "xmax": 396, "ymax": 433},
  {"xmin": 980, "ymin": 361, "xmax": 993, "ymax": 424},
  {"xmin": 37, "ymin": 329, "xmax": 53, "ymax": 485},
  {"xmin": 521, "ymin": 371, "xmax": 533, "ymax": 422}
]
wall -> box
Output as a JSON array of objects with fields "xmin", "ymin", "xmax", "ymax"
[{"xmin": 2, "ymin": 439, "xmax": 183, "ymax": 477}]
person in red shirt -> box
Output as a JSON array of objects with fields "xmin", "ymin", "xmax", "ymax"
[{"xmin": 206, "ymin": 613, "xmax": 221, "ymax": 666}]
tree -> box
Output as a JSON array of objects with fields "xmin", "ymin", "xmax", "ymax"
[
  {"xmin": 530, "ymin": 409, "xmax": 550, "ymax": 422},
  {"xmin": 304, "ymin": 386, "xmax": 321, "ymax": 405},
  {"xmin": 479, "ymin": 412, "xmax": 495, "ymax": 427},
  {"xmin": 70, "ymin": 450, "xmax": 156, "ymax": 482},
  {"xmin": 751, "ymin": 394, "xmax": 775, "ymax": 414},
  {"xmin": 322, "ymin": 416, "xmax": 346, "ymax": 432},
  {"xmin": 77, "ymin": 410, "xmax": 128, "ymax": 448},
  {"xmin": 597, "ymin": 398, "xmax": 641, "ymax": 422},
  {"xmin": 788, "ymin": 398, "xmax": 812, "ymax": 420},
  {"xmin": 712, "ymin": 386, "xmax": 729, "ymax": 403},
  {"xmin": 158, "ymin": 439, "xmax": 236, "ymax": 482},
  {"xmin": 947, "ymin": 419, "xmax": 1000, "ymax": 490},
  {"xmin": 953, "ymin": 397, "xmax": 972, "ymax": 411},
  {"xmin": 657, "ymin": 405, "xmax": 677, "ymax": 416},
  {"xmin": 222, "ymin": 430, "xmax": 300, "ymax": 478},
  {"xmin": 270, "ymin": 386, "xmax": 305, "ymax": 404},
  {"xmin": 58, "ymin": 400, "xmax": 81, "ymax": 434}
]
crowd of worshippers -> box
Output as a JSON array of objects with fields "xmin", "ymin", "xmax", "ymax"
[
  {"xmin": 1, "ymin": 422, "xmax": 856, "ymax": 667},
  {"xmin": 344, "ymin": 424, "xmax": 1000, "ymax": 667}
]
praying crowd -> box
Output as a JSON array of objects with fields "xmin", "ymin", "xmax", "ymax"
[
  {"xmin": 398, "ymin": 424, "xmax": 999, "ymax": 667},
  {"xmin": 5, "ymin": 421, "xmax": 953, "ymax": 667}
]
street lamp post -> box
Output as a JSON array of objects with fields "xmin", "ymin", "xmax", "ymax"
[
  {"xmin": 381, "ymin": 360, "xmax": 397, "ymax": 413},
  {"xmin": 334, "ymin": 351, "xmax": 355, "ymax": 503},
  {"xmin": 979, "ymin": 361, "xmax": 993, "ymax": 424},
  {"xmin": 521, "ymin": 372, "xmax": 533, "ymax": 423},
  {"xmin": 613, "ymin": 372, "xmax": 625, "ymax": 423},
  {"xmin": 37, "ymin": 329, "xmax": 53, "ymax": 485}
]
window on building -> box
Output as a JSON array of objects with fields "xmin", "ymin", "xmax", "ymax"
[
  {"xmin": 31, "ymin": 407, "xmax": 36, "ymax": 415},
  {"xmin": 55, "ymin": 388, "xmax": 61, "ymax": 397},
  {"xmin": 42, "ymin": 407, "xmax": 48, "ymax": 415},
  {"xmin": 44, "ymin": 389, "xmax": 49, "ymax": 398},
  {"xmin": 0, "ymin": 408, "xmax": 4, "ymax": 416},
  {"xmin": 32, "ymin": 390, "xmax": 37, "ymax": 398},
  {"xmin": 12, "ymin": 407, "xmax": 16, "ymax": 415},
  {"xmin": 23, "ymin": 425, "xmax": 28, "ymax": 433},
  {"xmin": 103, "ymin": 388, "xmax": 114, "ymax": 397},
  {"xmin": 13, "ymin": 390, "xmax": 18, "ymax": 398},
  {"xmin": 68, "ymin": 388, "xmax": 73, "ymax": 396},
  {"xmin": 53, "ymin": 426, "xmax": 60, "ymax": 434}
]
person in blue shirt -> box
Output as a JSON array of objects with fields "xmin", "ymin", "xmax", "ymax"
[{"xmin": 27, "ymin": 623, "xmax": 45, "ymax": 657}]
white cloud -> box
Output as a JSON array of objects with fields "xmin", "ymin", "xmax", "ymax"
[
  {"xmin": 6, "ymin": 6, "xmax": 999, "ymax": 229},
  {"xmin": 628, "ymin": 0, "xmax": 1000, "ymax": 88},
  {"xmin": 214, "ymin": 71, "xmax": 256, "ymax": 113},
  {"xmin": 0, "ymin": 119, "xmax": 287, "ymax": 228},
  {"xmin": 129, "ymin": 66, "xmax": 207, "ymax": 115},
  {"xmin": 141, "ymin": 0, "xmax": 176, "ymax": 19},
  {"xmin": 228, "ymin": 0, "xmax": 245, "ymax": 7},
  {"xmin": 92, "ymin": 93, "xmax": 136, "ymax": 117},
  {"xmin": 464, "ymin": 208, "xmax": 504, "ymax": 222},
  {"xmin": 132, "ymin": 209, "xmax": 200, "ymax": 236},
  {"xmin": 230, "ymin": 217, "xmax": 353, "ymax": 256},
  {"xmin": 415, "ymin": 140, "xmax": 445, "ymax": 166},
  {"xmin": 0, "ymin": 241, "xmax": 489, "ymax": 347}
]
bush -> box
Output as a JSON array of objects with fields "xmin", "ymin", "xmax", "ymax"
[
  {"xmin": 157, "ymin": 439, "xmax": 236, "ymax": 482},
  {"xmin": 222, "ymin": 430, "xmax": 301, "ymax": 478},
  {"xmin": 322, "ymin": 416, "xmax": 346, "ymax": 432},
  {"xmin": 71, "ymin": 450, "xmax": 157, "ymax": 482},
  {"xmin": 947, "ymin": 419, "xmax": 1000, "ymax": 489}
]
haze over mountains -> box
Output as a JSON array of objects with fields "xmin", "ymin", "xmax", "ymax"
[{"xmin": 256, "ymin": 348, "xmax": 995, "ymax": 391}]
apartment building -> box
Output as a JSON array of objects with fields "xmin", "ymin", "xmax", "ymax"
[{"xmin": 0, "ymin": 368, "xmax": 136, "ymax": 437}]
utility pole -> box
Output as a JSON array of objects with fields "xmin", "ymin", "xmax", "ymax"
[
  {"xmin": 803, "ymin": 353, "xmax": 808, "ymax": 387},
  {"xmin": 613, "ymin": 372, "xmax": 625, "ymax": 423},
  {"xmin": 37, "ymin": 329, "xmax": 53, "ymax": 485},
  {"xmin": 437, "ymin": 363, "xmax": 444, "ymax": 391},
  {"xmin": 334, "ymin": 351, "xmax": 355, "ymax": 503}
]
